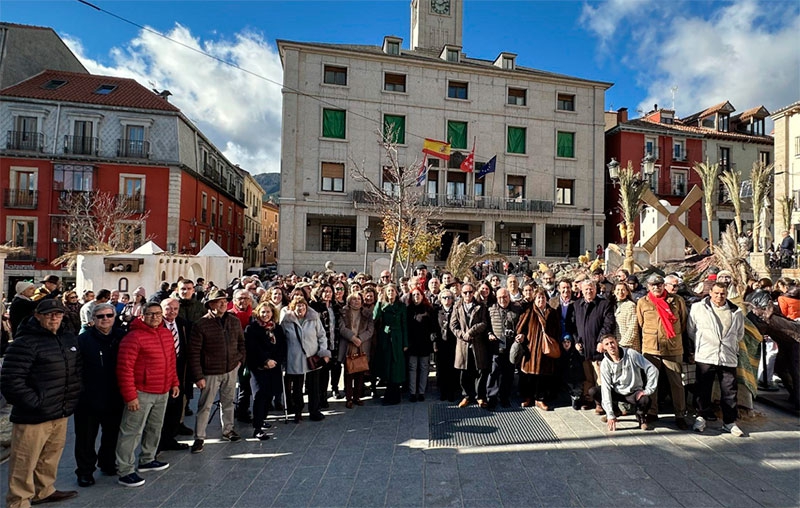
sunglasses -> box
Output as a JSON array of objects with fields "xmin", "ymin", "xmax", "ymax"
[
  {"xmin": 462, "ymin": 291, "xmax": 474, "ymax": 294},
  {"xmin": 94, "ymin": 313, "xmax": 115, "ymax": 319},
  {"xmin": 442, "ymin": 296, "xmax": 453, "ymax": 300},
  {"xmin": 334, "ymin": 287, "xmax": 344, "ymax": 292}
]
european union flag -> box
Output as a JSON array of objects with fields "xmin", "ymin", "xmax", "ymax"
[{"xmin": 477, "ymin": 155, "xmax": 496, "ymax": 179}]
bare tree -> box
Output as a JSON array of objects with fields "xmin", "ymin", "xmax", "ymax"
[
  {"xmin": 718, "ymin": 167, "xmax": 743, "ymax": 236},
  {"xmin": 350, "ymin": 129, "xmax": 442, "ymax": 276},
  {"xmin": 692, "ymin": 159, "xmax": 721, "ymax": 251},
  {"xmin": 750, "ymin": 161, "xmax": 774, "ymax": 253}
]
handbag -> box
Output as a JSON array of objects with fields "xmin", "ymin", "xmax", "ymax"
[
  {"xmin": 345, "ymin": 345, "xmax": 369, "ymax": 374},
  {"xmin": 293, "ymin": 323, "xmax": 324, "ymax": 371},
  {"xmin": 509, "ymin": 340, "xmax": 528, "ymax": 365},
  {"xmin": 542, "ymin": 333, "xmax": 562, "ymax": 359}
]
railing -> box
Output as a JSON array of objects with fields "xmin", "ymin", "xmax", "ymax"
[
  {"xmin": 6, "ymin": 131, "xmax": 44, "ymax": 151},
  {"xmin": 6, "ymin": 243, "xmax": 36, "ymax": 260},
  {"xmin": 203, "ymin": 162, "xmax": 220, "ymax": 182},
  {"xmin": 3, "ymin": 189, "xmax": 38, "ymax": 208},
  {"xmin": 64, "ymin": 135, "xmax": 99, "ymax": 155},
  {"xmin": 352, "ymin": 190, "xmax": 554, "ymax": 213},
  {"xmin": 117, "ymin": 194, "xmax": 147, "ymax": 213},
  {"xmin": 57, "ymin": 190, "xmax": 92, "ymax": 210},
  {"xmin": 251, "ymin": 206, "xmax": 258, "ymax": 217},
  {"xmin": 655, "ymin": 181, "xmax": 687, "ymax": 197},
  {"xmin": 672, "ymin": 149, "xmax": 689, "ymax": 162},
  {"xmin": 117, "ymin": 139, "xmax": 150, "ymax": 158},
  {"xmin": 201, "ymin": 209, "xmax": 208, "ymax": 223}
]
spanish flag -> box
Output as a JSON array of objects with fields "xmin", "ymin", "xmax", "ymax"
[{"xmin": 422, "ymin": 138, "xmax": 451, "ymax": 161}]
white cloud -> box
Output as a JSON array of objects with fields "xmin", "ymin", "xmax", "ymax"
[
  {"xmin": 63, "ymin": 25, "xmax": 283, "ymax": 174},
  {"xmin": 581, "ymin": 0, "xmax": 800, "ymax": 119}
]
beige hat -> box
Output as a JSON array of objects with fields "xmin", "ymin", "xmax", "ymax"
[{"xmin": 15, "ymin": 281, "xmax": 35, "ymax": 295}]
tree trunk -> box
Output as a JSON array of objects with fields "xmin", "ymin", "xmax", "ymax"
[
  {"xmin": 624, "ymin": 220, "xmax": 635, "ymax": 274},
  {"xmin": 705, "ymin": 203, "xmax": 714, "ymax": 251}
]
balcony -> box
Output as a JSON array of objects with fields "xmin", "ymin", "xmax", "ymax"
[
  {"xmin": 57, "ymin": 190, "xmax": 92, "ymax": 210},
  {"xmin": 672, "ymin": 149, "xmax": 689, "ymax": 162},
  {"xmin": 64, "ymin": 135, "xmax": 99, "ymax": 156},
  {"xmin": 251, "ymin": 206, "xmax": 258, "ymax": 217},
  {"xmin": 6, "ymin": 131, "xmax": 44, "ymax": 151},
  {"xmin": 117, "ymin": 138, "xmax": 150, "ymax": 158},
  {"xmin": 352, "ymin": 190, "xmax": 554, "ymax": 214},
  {"xmin": 203, "ymin": 162, "xmax": 220, "ymax": 182},
  {"xmin": 6, "ymin": 243, "xmax": 36, "ymax": 261},
  {"xmin": 3, "ymin": 189, "xmax": 38, "ymax": 209},
  {"xmin": 655, "ymin": 181, "xmax": 687, "ymax": 198},
  {"xmin": 117, "ymin": 194, "xmax": 147, "ymax": 213},
  {"xmin": 201, "ymin": 209, "xmax": 208, "ymax": 223}
]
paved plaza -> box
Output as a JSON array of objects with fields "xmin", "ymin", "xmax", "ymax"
[{"xmin": 2, "ymin": 391, "xmax": 799, "ymax": 508}]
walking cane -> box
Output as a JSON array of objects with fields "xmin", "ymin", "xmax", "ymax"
[{"xmin": 280, "ymin": 365, "xmax": 289, "ymax": 424}]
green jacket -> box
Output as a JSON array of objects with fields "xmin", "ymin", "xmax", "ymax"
[{"xmin": 372, "ymin": 301, "xmax": 408, "ymax": 384}]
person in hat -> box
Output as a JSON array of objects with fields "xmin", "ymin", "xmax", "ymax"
[
  {"xmin": 32, "ymin": 275, "xmax": 61, "ymax": 302},
  {"xmin": 189, "ymin": 289, "xmax": 246, "ymax": 453},
  {"xmin": 1, "ymin": 299, "xmax": 81, "ymax": 507},
  {"xmin": 8, "ymin": 281, "xmax": 38, "ymax": 337}
]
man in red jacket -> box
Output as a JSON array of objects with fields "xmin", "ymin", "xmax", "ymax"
[{"xmin": 114, "ymin": 302, "xmax": 180, "ymax": 488}]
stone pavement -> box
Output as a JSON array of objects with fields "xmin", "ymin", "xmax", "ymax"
[{"xmin": 2, "ymin": 394, "xmax": 799, "ymax": 508}]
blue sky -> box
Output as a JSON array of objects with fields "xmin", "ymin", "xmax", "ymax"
[{"xmin": 3, "ymin": 0, "xmax": 798, "ymax": 174}]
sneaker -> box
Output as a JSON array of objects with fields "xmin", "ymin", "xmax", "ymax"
[
  {"xmin": 693, "ymin": 416, "xmax": 706, "ymax": 433},
  {"xmin": 118, "ymin": 473, "xmax": 145, "ymax": 487},
  {"xmin": 222, "ymin": 430, "xmax": 242, "ymax": 442},
  {"xmin": 722, "ymin": 423, "xmax": 744, "ymax": 437},
  {"xmin": 191, "ymin": 439, "xmax": 205, "ymax": 454},
  {"xmin": 139, "ymin": 460, "xmax": 169, "ymax": 472}
]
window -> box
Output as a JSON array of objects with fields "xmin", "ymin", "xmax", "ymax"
[
  {"xmin": 120, "ymin": 176, "xmax": 145, "ymax": 212},
  {"xmin": 507, "ymin": 175, "xmax": 525, "ymax": 201},
  {"xmin": 646, "ymin": 167, "xmax": 658, "ymax": 192},
  {"xmin": 321, "ymin": 162, "xmax": 345, "ymax": 192},
  {"xmin": 447, "ymin": 81, "xmax": 468, "ymax": 100},
  {"xmin": 8, "ymin": 169, "xmax": 37, "ymax": 208},
  {"xmin": 115, "ymin": 222, "xmax": 143, "ymax": 251},
  {"xmin": 502, "ymin": 57, "xmax": 514, "ymax": 70},
  {"xmin": 557, "ymin": 93, "xmax": 575, "ymax": 111},
  {"xmin": 386, "ymin": 41, "xmax": 400, "ymax": 55},
  {"xmin": 94, "ymin": 84, "xmax": 117, "ymax": 95},
  {"xmin": 11, "ymin": 116, "xmax": 40, "ymax": 151},
  {"xmin": 447, "ymin": 120, "xmax": 468, "ymax": 149},
  {"xmin": 426, "ymin": 170, "xmax": 438, "ymax": 197},
  {"xmin": 556, "ymin": 131, "xmax": 575, "ymax": 158},
  {"xmin": 749, "ymin": 119, "xmax": 765, "ymax": 135},
  {"xmin": 794, "ymin": 136, "xmax": 800, "ymax": 156},
  {"xmin": 556, "ymin": 179, "xmax": 574, "ymax": 205},
  {"xmin": 322, "ymin": 109, "xmax": 346, "ymax": 139},
  {"xmin": 507, "ymin": 88, "xmax": 526, "ymax": 106},
  {"xmin": 702, "ymin": 116, "xmax": 715, "ymax": 128},
  {"xmin": 69, "ymin": 120, "xmax": 95, "ymax": 155},
  {"xmin": 54, "ymin": 164, "xmax": 93, "ymax": 192},
  {"xmin": 474, "ymin": 174, "xmax": 485, "ymax": 198},
  {"xmin": 671, "ymin": 170, "xmax": 687, "ymax": 196},
  {"xmin": 719, "ymin": 113, "xmax": 729, "ymax": 132},
  {"xmin": 719, "ymin": 147, "xmax": 730, "ymax": 172},
  {"xmin": 384, "ymin": 73, "xmax": 406, "ymax": 92},
  {"xmin": 321, "ymin": 225, "xmax": 356, "ymax": 252},
  {"xmin": 446, "ymin": 171, "xmax": 466, "ymax": 203},
  {"xmin": 122, "ymin": 125, "xmax": 147, "ymax": 158},
  {"xmin": 383, "ymin": 114, "xmax": 406, "ymax": 144},
  {"xmin": 673, "ymin": 140, "xmax": 685, "ymax": 160},
  {"xmin": 10, "ymin": 219, "xmax": 35, "ymax": 248},
  {"xmin": 323, "ymin": 65, "xmax": 347, "ymax": 86},
  {"xmin": 228, "ymin": 206, "xmax": 233, "ymax": 225},
  {"xmin": 200, "ymin": 230, "xmax": 207, "ymax": 247},
  {"xmin": 201, "ymin": 193, "xmax": 208, "ymax": 223},
  {"xmin": 211, "ymin": 197, "xmax": 216, "ymax": 226},
  {"xmin": 446, "ymin": 49, "xmax": 459, "ymax": 62},
  {"xmin": 219, "ymin": 202, "xmax": 223, "ymax": 223},
  {"xmin": 645, "ymin": 137, "xmax": 657, "ymax": 158},
  {"xmin": 759, "ymin": 151, "xmax": 771, "ymax": 167},
  {"xmin": 382, "ymin": 166, "xmax": 400, "ymax": 196},
  {"xmin": 507, "ymin": 127, "xmax": 526, "ymax": 154},
  {"xmin": 42, "ymin": 79, "xmax": 67, "ymax": 90}
]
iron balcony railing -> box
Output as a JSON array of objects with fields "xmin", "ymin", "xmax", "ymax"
[
  {"xmin": 203, "ymin": 162, "xmax": 220, "ymax": 182},
  {"xmin": 116, "ymin": 194, "xmax": 147, "ymax": 213},
  {"xmin": 64, "ymin": 135, "xmax": 99, "ymax": 156},
  {"xmin": 6, "ymin": 131, "xmax": 44, "ymax": 151},
  {"xmin": 117, "ymin": 138, "xmax": 150, "ymax": 158},
  {"xmin": 3, "ymin": 188, "xmax": 38, "ymax": 209},
  {"xmin": 353, "ymin": 190, "xmax": 554, "ymax": 213},
  {"xmin": 6, "ymin": 243, "xmax": 36, "ymax": 260}
]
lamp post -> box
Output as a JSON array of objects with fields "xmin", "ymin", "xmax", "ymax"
[
  {"xmin": 363, "ymin": 227, "xmax": 372, "ymax": 274},
  {"xmin": 607, "ymin": 157, "xmax": 656, "ymax": 273}
]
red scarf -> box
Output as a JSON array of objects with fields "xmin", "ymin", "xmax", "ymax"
[{"xmin": 648, "ymin": 292, "xmax": 676, "ymax": 339}]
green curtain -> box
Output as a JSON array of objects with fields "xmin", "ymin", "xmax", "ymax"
[
  {"xmin": 322, "ymin": 109, "xmax": 346, "ymax": 139},
  {"xmin": 507, "ymin": 127, "xmax": 526, "ymax": 154},
  {"xmin": 383, "ymin": 115, "xmax": 405, "ymax": 144},
  {"xmin": 447, "ymin": 121, "xmax": 467, "ymax": 149},
  {"xmin": 557, "ymin": 131, "xmax": 574, "ymax": 158}
]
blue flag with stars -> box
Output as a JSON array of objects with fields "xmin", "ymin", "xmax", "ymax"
[{"xmin": 477, "ymin": 155, "xmax": 496, "ymax": 179}]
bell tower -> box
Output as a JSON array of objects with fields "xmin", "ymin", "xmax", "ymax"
[{"xmin": 411, "ymin": 0, "xmax": 463, "ymax": 51}]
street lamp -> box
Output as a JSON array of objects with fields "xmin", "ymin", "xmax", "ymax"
[
  {"xmin": 608, "ymin": 157, "xmax": 653, "ymax": 273},
  {"xmin": 363, "ymin": 227, "xmax": 372, "ymax": 274}
]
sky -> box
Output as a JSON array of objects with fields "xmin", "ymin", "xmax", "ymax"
[{"xmin": 3, "ymin": 0, "xmax": 799, "ymax": 175}]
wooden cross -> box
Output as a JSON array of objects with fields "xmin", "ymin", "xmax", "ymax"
[{"xmin": 640, "ymin": 185, "xmax": 707, "ymax": 255}]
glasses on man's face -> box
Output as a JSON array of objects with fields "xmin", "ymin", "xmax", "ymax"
[
  {"xmin": 381, "ymin": 275, "xmax": 390, "ymax": 279},
  {"xmin": 144, "ymin": 312, "xmax": 163, "ymax": 317},
  {"xmin": 462, "ymin": 291, "xmax": 474, "ymax": 295},
  {"xmin": 442, "ymin": 296, "xmax": 453, "ymax": 300},
  {"xmin": 94, "ymin": 313, "xmax": 115, "ymax": 319}
]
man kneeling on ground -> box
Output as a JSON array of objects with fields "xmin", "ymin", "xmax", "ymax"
[{"xmin": 594, "ymin": 334, "xmax": 659, "ymax": 431}]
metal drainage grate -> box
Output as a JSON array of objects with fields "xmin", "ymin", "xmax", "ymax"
[{"xmin": 428, "ymin": 401, "xmax": 560, "ymax": 447}]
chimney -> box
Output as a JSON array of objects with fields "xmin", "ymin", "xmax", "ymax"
[{"xmin": 618, "ymin": 107, "xmax": 628, "ymax": 123}]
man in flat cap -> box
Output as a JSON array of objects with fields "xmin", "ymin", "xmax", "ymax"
[{"xmin": 2, "ymin": 299, "xmax": 81, "ymax": 507}]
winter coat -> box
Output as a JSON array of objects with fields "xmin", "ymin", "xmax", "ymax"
[
  {"xmin": 778, "ymin": 292, "xmax": 800, "ymax": 321},
  {"xmin": 190, "ymin": 310, "xmax": 246, "ymax": 380},
  {"xmin": 178, "ymin": 298, "xmax": 206, "ymax": 324},
  {"xmin": 77, "ymin": 326, "xmax": 126, "ymax": 413},
  {"xmin": 436, "ymin": 305, "xmax": 456, "ymax": 364},
  {"xmin": 549, "ymin": 296, "xmax": 576, "ymax": 339},
  {"xmin": 517, "ymin": 305, "xmax": 560, "ymax": 376},
  {"xmin": 1, "ymin": 317, "xmax": 82, "ymax": 424},
  {"xmin": 451, "ymin": 300, "xmax": 490, "ymax": 370},
  {"xmin": 338, "ymin": 306, "xmax": 375, "ymax": 363},
  {"xmin": 687, "ymin": 297, "xmax": 744, "ymax": 368},
  {"xmin": 310, "ymin": 300, "xmax": 339, "ymax": 354},
  {"xmin": 281, "ymin": 307, "xmax": 331, "ymax": 375},
  {"xmin": 488, "ymin": 302, "xmax": 523, "ymax": 352},
  {"xmin": 573, "ymin": 297, "xmax": 616, "ymax": 361},
  {"xmin": 117, "ymin": 318, "xmax": 180, "ymax": 402},
  {"xmin": 8, "ymin": 295, "xmax": 37, "ymax": 337},
  {"xmin": 636, "ymin": 293, "xmax": 686, "ymax": 357},
  {"xmin": 372, "ymin": 300, "xmax": 408, "ymax": 383},
  {"xmin": 614, "ymin": 299, "xmax": 640, "ymax": 351},
  {"xmin": 244, "ymin": 319, "xmax": 287, "ymax": 371},
  {"xmin": 406, "ymin": 302, "xmax": 437, "ymax": 357},
  {"xmin": 63, "ymin": 301, "xmax": 82, "ymax": 335}
]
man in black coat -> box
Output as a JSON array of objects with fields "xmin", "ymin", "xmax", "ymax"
[
  {"xmin": 8, "ymin": 281, "xmax": 38, "ymax": 337},
  {"xmin": 1, "ymin": 299, "xmax": 82, "ymax": 507},
  {"xmin": 573, "ymin": 279, "xmax": 615, "ymax": 412},
  {"xmin": 158, "ymin": 298, "xmax": 193, "ymax": 452},
  {"xmin": 73, "ymin": 303, "xmax": 126, "ymax": 487},
  {"xmin": 486, "ymin": 288, "xmax": 523, "ymax": 408}
]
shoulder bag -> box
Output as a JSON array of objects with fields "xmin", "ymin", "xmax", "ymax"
[
  {"xmin": 293, "ymin": 323, "xmax": 323, "ymax": 371},
  {"xmin": 345, "ymin": 344, "xmax": 369, "ymax": 374}
]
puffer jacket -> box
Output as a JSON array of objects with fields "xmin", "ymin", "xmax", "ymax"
[
  {"xmin": 117, "ymin": 318, "xmax": 179, "ymax": 402},
  {"xmin": 190, "ymin": 310, "xmax": 245, "ymax": 380},
  {"xmin": 281, "ymin": 307, "xmax": 331, "ymax": 375},
  {"xmin": 77, "ymin": 325, "xmax": 126, "ymax": 412},
  {"xmin": 636, "ymin": 292, "xmax": 686, "ymax": 356},
  {"xmin": 687, "ymin": 297, "xmax": 744, "ymax": 367},
  {"xmin": 778, "ymin": 290, "xmax": 800, "ymax": 321},
  {"xmin": 0, "ymin": 317, "xmax": 82, "ymax": 424}
]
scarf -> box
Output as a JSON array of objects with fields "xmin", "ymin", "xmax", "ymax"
[{"xmin": 648, "ymin": 292, "xmax": 676, "ymax": 339}]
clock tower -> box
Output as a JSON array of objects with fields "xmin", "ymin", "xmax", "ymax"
[{"xmin": 411, "ymin": 0, "xmax": 463, "ymax": 51}]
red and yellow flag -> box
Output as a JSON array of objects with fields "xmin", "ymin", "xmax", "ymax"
[{"xmin": 422, "ymin": 138, "xmax": 451, "ymax": 161}]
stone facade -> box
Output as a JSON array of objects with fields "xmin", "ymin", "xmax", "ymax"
[{"xmin": 771, "ymin": 101, "xmax": 800, "ymax": 240}]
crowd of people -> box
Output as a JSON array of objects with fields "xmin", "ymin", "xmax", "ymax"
[{"xmin": 1, "ymin": 260, "xmax": 799, "ymax": 507}]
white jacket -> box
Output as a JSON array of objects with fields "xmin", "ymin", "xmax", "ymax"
[
  {"xmin": 600, "ymin": 348, "xmax": 659, "ymax": 419},
  {"xmin": 687, "ymin": 297, "xmax": 743, "ymax": 368},
  {"xmin": 281, "ymin": 307, "xmax": 331, "ymax": 375}
]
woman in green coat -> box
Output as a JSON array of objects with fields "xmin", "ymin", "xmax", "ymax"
[{"xmin": 372, "ymin": 284, "xmax": 408, "ymax": 405}]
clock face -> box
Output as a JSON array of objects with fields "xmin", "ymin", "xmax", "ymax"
[{"xmin": 431, "ymin": 0, "xmax": 450, "ymax": 15}]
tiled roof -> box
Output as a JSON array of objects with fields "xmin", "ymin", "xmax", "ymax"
[
  {"xmin": 731, "ymin": 105, "xmax": 769, "ymax": 122},
  {"xmin": 612, "ymin": 118, "xmax": 704, "ymax": 137},
  {"xmin": 612, "ymin": 117, "xmax": 772, "ymax": 144},
  {"xmin": 682, "ymin": 101, "xmax": 735, "ymax": 125},
  {"xmin": 0, "ymin": 70, "xmax": 181, "ymax": 112},
  {"xmin": 276, "ymin": 39, "xmax": 613, "ymax": 88}
]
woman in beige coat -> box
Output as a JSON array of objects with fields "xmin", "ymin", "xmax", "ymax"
[{"xmin": 338, "ymin": 292, "xmax": 374, "ymax": 408}]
